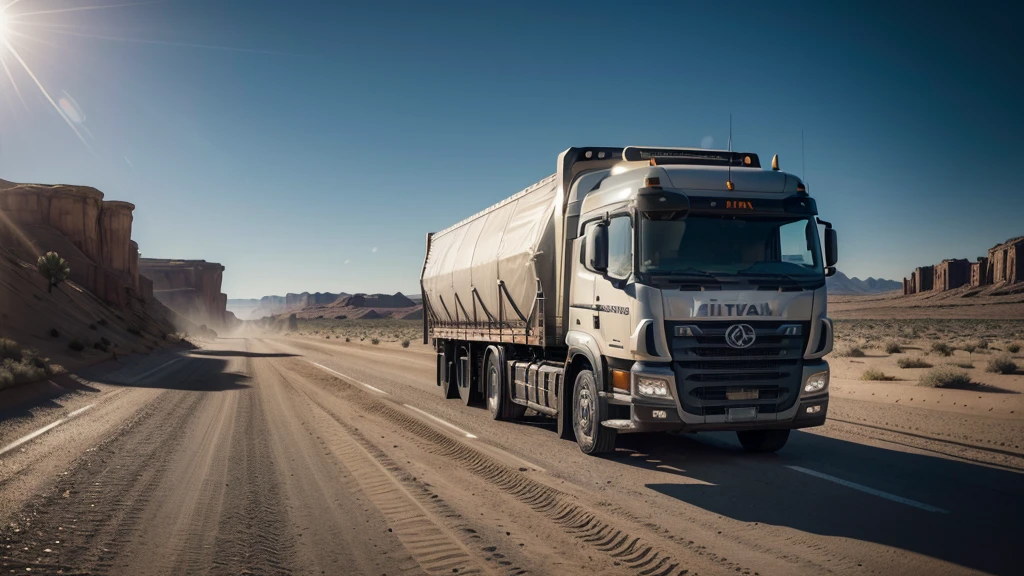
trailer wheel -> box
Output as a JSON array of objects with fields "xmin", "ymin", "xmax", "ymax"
[
  {"xmin": 736, "ymin": 429, "xmax": 790, "ymax": 453},
  {"xmin": 456, "ymin": 347, "xmax": 475, "ymax": 406},
  {"xmin": 485, "ymin": 350, "xmax": 525, "ymax": 421},
  {"xmin": 572, "ymin": 369, "xmax": 616, "ymax": 455},
  {"xmin": 439, "ymin": 342, "xmax": 458, "ymax": 399}
]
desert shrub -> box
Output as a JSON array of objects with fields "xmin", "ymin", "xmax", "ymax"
[
  {"xmin": 325, "ymin": 335, "xmax": 331, "ymax": 339},
  {"xmin": 50, "ymin": 328, "xmax": 60, "ymax": 338},
  {"xmin": 0, "ymin": 338, "xmax": 22, "ymax": 361},
  {"xmin": 986, "ymin": 355, "xmax": 1017, "ymax": 375},
  {"xmin": 835, "ymin": 346, "xmax": 865, "ymax": 358},
  {"xmin": 897, "ymin": 357, "xmax": 932, "ymax": 369},
  {"xmin": 976, "ymin": 338, "xmax": 989, "ymax": 349},
  {"xmin": 345, "ymin": 337, "xmax": 351, "ymax": 342},
  {"xmin": 931, "ymin": 342, "xmax": 953, "ymax": 357},
  {"xmin": 951, "ymin": 361, "xmax": 974, "ymax": 369},
  {"xmin": 919, "ymin": 367, "xmax": 971, "ymax": 388},
  {"xmin": 101, "ymin": 337, "xmax": 111, "ymax": 346},
  {"xmin": 29, "ymin": 356, "xmax": 46, "ymax": 369},
  {"xmin": 1008, "ymin": 343, "xmax": 1021, "ymax": 354},
  {"xmin": 884, "ymin": 340, "xmax": 902, "ymax": 354},
  {"xmin": 861, "ymin": 369, "xmax": 895, "ymax": 381},
  {"xmin": 89, "ymin": 323, "xmax": 97, "ymax": 330},
  {"xmin": 94, "ymin": 341, "xmax": 108, "ymax": 352},
  {"xmin": 37, "ymin": 252, "xmax": 70, "ymax": 293},
  {"xmin": 961, "ymin": 343, "xmax": 977, "ymax": 356},
  {"xmin": 401, "ymin": 339, "xmax": 410, "ymax": 348},
  {"xmin": 127, "ymin": 327, "xmax": 142, "ymax": 337},
  {"xmin": 68, "ymin": 339, "xmax": 85, "ymax": 352},
  {"xmin": 371, "ymin": 337, "xmax": 380, "ymax": 345}
]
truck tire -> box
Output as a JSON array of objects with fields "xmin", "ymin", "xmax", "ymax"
[
  {"xmin": 440, "ymin": 344, "xmax": 458, "ymax": 399},
  {"xmin": 736, "ymin": 429, "xmax": 790, "ymax": 453},
  {"xmin": 485, "ymin": 351, "xmax": 526, "ymax": 420},
  {"xmin": 456, "ymin": 348, "xmax": 475, "ymax": 406},
  {"xmin": 572, "ymin": 369, "xmax": 617, "ymax": 454}
]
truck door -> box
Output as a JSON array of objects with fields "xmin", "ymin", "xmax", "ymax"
[
  {"xmin": 594, "ymin": 215, "xmax": 633, "ymax": 359},
  {"xmin": 569, "ymin": 223, "xmax": 597, "ymax": 335}
]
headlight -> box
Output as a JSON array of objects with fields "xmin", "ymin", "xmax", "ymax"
[
  {"xmin": 637, "ymin": 377, "xmax": 671, "ymax": 397},
  {"xmin": 804, "ymin": 371, "xmax": 828, "ymax": 393}
]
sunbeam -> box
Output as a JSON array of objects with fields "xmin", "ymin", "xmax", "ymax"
[
  {"xmin": 12, "ymin": 0, "xmax": 162, "ymax": 19},
  {"xmin": 2, "ymin": 37, "xmax": 92, "ymax": 150}
]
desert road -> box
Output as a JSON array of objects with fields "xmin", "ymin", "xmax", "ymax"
[{"xmin": 1, "ymin": 337, "xmax": 1021, "ymax": 576}]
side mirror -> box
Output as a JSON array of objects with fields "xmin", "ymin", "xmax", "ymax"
[
  {"xmin": 825, "ymin": 266, "xmax": 837, "ymax": 277},
  {"xmin": 587, "ymin": 223, "xmax": 609, "ymax": 272},
  {"xmin": 824, "ymin": 228, "xmax": 838, "ymax": 267}
]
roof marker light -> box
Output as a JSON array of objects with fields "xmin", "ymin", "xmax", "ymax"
[
  {"xmin": 743, "ymin": 155, "xmax": 752, "ymax": 166},
  {"xmin": 772, "ymin": 154, "xmax": 780, "ymax": 171},
  {"xmin": 598, "ymin": 151, "xmax": 606, "ymax": 159},
  {"xmin": 645, "ymin": 177, "xmax": 661, "ymax": 188},
  {"xmin": 585, "ymin": 150, "xmax": 593, "ymax": 159}
]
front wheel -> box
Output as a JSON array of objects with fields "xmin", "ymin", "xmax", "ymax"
[
  {"xmin": 572, "ymin": 369, "xmax": 617, "ymax": 454},
  {"xmin": 736, "ymin": 429, "xmax": 790, "ymax": 453}
]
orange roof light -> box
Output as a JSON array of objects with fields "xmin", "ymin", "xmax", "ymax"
[
  {"xmin": 645, "ymin": 177, "xmax": 662, "ymax": 188},
  {"xmin": 743, "ymin": 155, "xmax": 752, "ymax": 166}
]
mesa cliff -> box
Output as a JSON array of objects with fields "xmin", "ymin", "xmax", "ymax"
[
  {"xmin": 139, "ymin": 259, "xmax": 237, "ymax": 330},
  {"xmin": 0, "ymin": 181, "xmax": 148, "ymax": 306}
]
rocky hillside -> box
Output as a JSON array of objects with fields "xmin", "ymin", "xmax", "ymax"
[
  {"xmin": 827, "ymin": 270, "xmax": 901, "ymax": 294},
  {"xmin": 0, "ymin": 179, "xmax": 191, "ymax": 389},
  {"xmin": 236, "ymin": 290, "xmax": 422, "ymax": 321}
]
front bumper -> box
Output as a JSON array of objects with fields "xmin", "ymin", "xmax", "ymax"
[{"xmin": 601, "ymin": 360, "xmax": 830, "ymax": 433}]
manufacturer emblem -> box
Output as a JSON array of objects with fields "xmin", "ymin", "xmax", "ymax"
[{"xmin": 725, "ymin": 324, "xmax": 756, "ymax": 349}]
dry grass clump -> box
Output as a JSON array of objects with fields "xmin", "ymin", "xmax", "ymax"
[
  {"xmin": 0, "ymin": 343, "xmax": 63, "ymax": 390},
  {"xmin": 371, "ymin": 337, "xmax": 380, "ymax": 345},
  {"xmin": 401, "ymin": 340, "xmax": 410, "ymax": 348},
  {"xmin": 918, "ymin": 367, "xmax": 972, "ymax": 388},
  {"xmin": 861, "ymin": 369, "xmax": 896, "ymax": 381},
  {"xmin": 897, "ymin": 357, "xmax": 931, "ymax": 369},
  {"xmin": 930, "ymin": 342, "xmax": 953, "ymax": 357},
  {"xmin": 835, "ymin": 346, "xmax": 865, "ymax": 358},
  {"xmin": 986, "ymin": 355, "xmax": 1018, "ymax": 375},
  {"xmin": 1007, "ymin": 343, "xmax": 1020, "ymax": 354},
  {"xmin": 884, "ymin": 340, "xmax": 902, "ymax": 354}
]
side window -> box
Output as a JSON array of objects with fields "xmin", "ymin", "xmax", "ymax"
[
  {"xmin": 779, "ymin": 220, "xmax": 814, "ymax": 266},
  {"xmin": 607, "ymin": 216, "xmax": 632, "ymax": 279}
]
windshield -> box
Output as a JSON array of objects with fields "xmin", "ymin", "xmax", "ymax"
[{"xmin": 639, "ymin": 214, "xmax": 823, "ymax": 278}]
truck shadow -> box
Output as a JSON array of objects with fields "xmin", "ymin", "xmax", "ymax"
[
  {"xmin": 92, "ymin": 355, "xmax": 252, "ymax": 392},
  {"xmin": 188, "ymin": 350, "xmax": 299, "ymax": 359},
  {"xmin": 612, "ymin": 431, "xmax": 1022, "ymax": 576}
]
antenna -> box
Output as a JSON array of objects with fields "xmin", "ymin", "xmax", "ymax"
[
  {"xmin": 726, "ymin": 114, "xmax": 734, "ymax": 190},
  {"xmin": 801, "ymin": 129, "xmax": 806, "ymax": 182}
]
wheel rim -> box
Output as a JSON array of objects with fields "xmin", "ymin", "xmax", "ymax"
[
  {"xmin": 577, "ymin": 385, "xmax": 594, "ymax": 440},
  {"xmin": 486, "ymin": 364, "xmax": 499, "ymax": 413}
]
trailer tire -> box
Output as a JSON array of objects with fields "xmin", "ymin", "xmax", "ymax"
[
  {"xmin": 572, "ymin": 369, "xmax": 616, "ymax": 454},
  {"xmin": 440, "ymin": 342, "xmax": 458, "ymax": 399},
  {"xmin": 485, "ymin": 350, "xmax": 525, "ymax": 421},
  {"xmin": 456, "ymin": 347, "xmax": 475, "ymax": 406},
  {"xmin": 736, "ymin": 429, "xmax": 790, "ymax": 453}
]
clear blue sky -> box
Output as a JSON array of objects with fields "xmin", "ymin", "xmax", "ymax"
[{"xmin": 1, "ymin": 0, "xmax": 1021, "ymax": 298}]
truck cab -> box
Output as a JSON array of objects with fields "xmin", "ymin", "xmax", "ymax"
[{"xmin": 564, "ymin": 147, "xmax": 836, "ymax": 453}]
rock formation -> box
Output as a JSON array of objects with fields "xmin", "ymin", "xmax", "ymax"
[
  {"xmin": 0, "ymin": 182, "xmax": 144, "ymax": 306},
  {"xmin": 139, "ymin": 259, "xmax": 235, "ymax": 329},
  {"xmin": 903, "ymin": 235, "xmax": 1022, "ymax": 294}
]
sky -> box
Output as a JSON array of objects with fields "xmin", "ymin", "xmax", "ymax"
[{"xmin": 0, "ymin": 0, "xmax": 1021, "ymax": 299}]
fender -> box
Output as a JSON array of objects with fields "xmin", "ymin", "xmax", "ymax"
[{"xmin": 559, "ymin": 330, "xmax": 606, "ymax": 439}]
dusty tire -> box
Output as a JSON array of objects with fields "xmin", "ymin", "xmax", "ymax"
[
  {"xmin": 736, "ymin": 429, "xmax": 790, "ymax": 453},
  {"xmin": 456, "ymin": 348, "xmax": 474, "ymax": 406},
  {"xmin": 485, "ymin": 351, "xmax": 526, "ymax": 420},
  {"xmin": 572, "ymin": 369, "xmax": 617, "ymax": 454},
  {"xmin": 440, "ymin": 345, "xmax": 458, "ymax": 399}
]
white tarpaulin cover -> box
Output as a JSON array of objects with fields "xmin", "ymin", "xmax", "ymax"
[{"xmin": 423, "ymin": 175, "xmax": 558, "ymax": 329}]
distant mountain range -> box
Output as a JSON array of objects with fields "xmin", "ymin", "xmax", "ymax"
[
  {"xmin": 227, "ymin": 291, "xmax": 421, "ymax": 320},
  {"xmin": 827, "ymin": 271, "xmax": 901, "ymax": 295}
]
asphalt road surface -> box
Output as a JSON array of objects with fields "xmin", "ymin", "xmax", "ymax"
[{"xmin": 1, "ymin": 337, "xmax": 1021, "ymax": 576}]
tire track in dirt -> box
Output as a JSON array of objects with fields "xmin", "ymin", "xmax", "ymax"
[
  {"xmin": 264, "ymin": 360, "xmax": 496, "ymax": 575},
  {"xmin": 277, "ymin": 356, "xmax": 747, "ymax": 576}
]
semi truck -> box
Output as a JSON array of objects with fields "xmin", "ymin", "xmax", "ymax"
[{"xmin": 420, "ymin": 146, "xmax": 838, "ymax": 454}]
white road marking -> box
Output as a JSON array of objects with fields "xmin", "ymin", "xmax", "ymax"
[
  {"xmin": 308, "ymin": 361, "xmax": 388, "ymax": 394},
  {"xmin": 403, "ymin": 404, "xmax": 478, "ymax": 439},
  {"xmin": 787, "ymin": 465, "xmax": 949, "ymax": 514},
  {"xmin": 0, "ymin": 404, "xmax": 96, "ymax": 457},
  {"xmin": 134, "ymin": 357, "xmax": 183, "ymax": 382}
]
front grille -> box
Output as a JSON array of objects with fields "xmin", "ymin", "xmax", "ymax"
[{"xmin": 667, "ymin": 320, "xmax": 807, "ymax": 417}]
